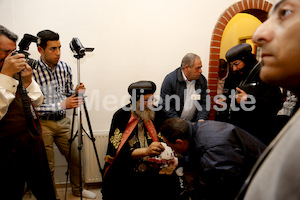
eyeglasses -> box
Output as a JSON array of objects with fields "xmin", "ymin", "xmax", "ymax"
[
  {"xmin": 0, "ymin": 48, "xmax": 13, "ymax": 55},
  {"xmin": 143, "ymin": 97, "xmax": 157, "ymax": 103},
  {"xmin": 230, "ymin": 61, "xmax": 241, "ymax": 68}
]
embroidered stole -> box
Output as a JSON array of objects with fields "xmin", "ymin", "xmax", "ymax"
[{"xmin": 104, "ymin": 113, "xmax": 159, "ymax": 177}]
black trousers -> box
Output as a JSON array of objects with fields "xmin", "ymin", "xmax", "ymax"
[{"xmin": 0, "ymin": 134, "xmax": 56, "ymax": 200}]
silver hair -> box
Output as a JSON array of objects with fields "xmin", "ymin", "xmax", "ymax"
[
  {"xmin": 180, "ymin": 53, "xmax": 200, "ymax": 69},
  {"xmin": 0, "ymin": 25, "xmax": 18, "ymax": 42}
]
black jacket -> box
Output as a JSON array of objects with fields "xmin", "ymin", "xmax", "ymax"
[
  {"xmin": 183, "ymin": 120, "xmax": 266, "ymax": 200},
  {"xmin": 224, "ymin": 62, "xmax": 283, "ymax": 145}
]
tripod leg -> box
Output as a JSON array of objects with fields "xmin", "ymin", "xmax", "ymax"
[
  {"xmin": 68, "ymin": 104, "xmax": 84, "ymax": 199},
  {"xmin": 83, "ymin": 99, "xmax": 104, "ymax": 177},
  {"xmin": 77, "ymin": 104, "xmax": 84, "ymax": 200},
  {"xmin": 64, "ymin": 108, "xmax": 77, "ymax": 200}
]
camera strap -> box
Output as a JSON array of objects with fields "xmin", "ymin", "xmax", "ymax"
[{"xmin": 18, "ymin": 74, "xmax": 42, "ymax": 136}]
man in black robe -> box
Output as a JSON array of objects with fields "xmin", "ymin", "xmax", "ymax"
[
  {"xmin": 102, "ymin": 81, "xmax": 180, "ymax": 200},
  {"xmin": 218, "ymin": 43, "xmax": 283, "ymax": 145}
]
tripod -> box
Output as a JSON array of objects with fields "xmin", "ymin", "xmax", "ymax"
[{"xmin": 64, "ymin": 42, "xmax": 103, "ymax": 200}]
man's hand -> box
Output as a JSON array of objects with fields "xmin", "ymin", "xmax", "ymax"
[
  {"xmin": 145, "ymin": 142, "xmax": 165, "ymax": 157},
  {"xmin": 215, "ymin": 98, "xmax": 226, "ymax": 108},
  {"xmin": 61, "ymin": 94, "xmax": 84, "ymax": 109},
  {"xmin": 20, "ymin": 64, "xmax": 33, "ymax": 88},
  {"xmin": 0, "ymin": 53, "xmax": 27, "ymax": 77},
  {"xmin": 236, "ymin": 87, "xmax": 247, "ymax": 104},
  {"xmin": 75, "ymin": 83, "xmax": 86, "ymax": 95},
  {"xmin": 168, "ymin": 157, "xmax": 179, "ymax": 168},
  {"xmin": 131, "ymin": 142, "xmax": 165, "ymax": 159}
]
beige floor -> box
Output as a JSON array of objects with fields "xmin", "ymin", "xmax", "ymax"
[
  {"xmin": 22, "ymin": 140, "xmax": 104, "ymax": 199},
  {"xmin": 23, "ymin": 186, "xmax": 102, "ymax": 200}
]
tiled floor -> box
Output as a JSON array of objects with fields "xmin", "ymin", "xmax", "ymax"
[{"xmin": 23, "ymin": 186, "xmax": 102, "ymax": 200}]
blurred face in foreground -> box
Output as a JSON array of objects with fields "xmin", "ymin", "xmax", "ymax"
[{"xmin": 252, "ymin": 0, "xmax": 300, "ymax": 94}]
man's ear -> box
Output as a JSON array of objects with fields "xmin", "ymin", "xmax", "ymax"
[
  {"xmin": 175, "ymin": 139, "xmax": 184, "ymax": 145},
  {"xmin": 37, "ymin": 46, "xmax": 43, "ymax": 54},
  {"xmin": 183, "ymin": 64, "xmax": 189, "ymax": 71},
  {"xmin": 176, "ymin": 138, "xmax": 189, "ymax": 153}
]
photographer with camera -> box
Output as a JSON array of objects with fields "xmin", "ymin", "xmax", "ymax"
[
  {"xmin": 0, "ymin": 25, "xmax": 56, "ymax": 199},
  {"xmin": 32, "ymin": 29, "xmax": 96, "ymax": 199}
]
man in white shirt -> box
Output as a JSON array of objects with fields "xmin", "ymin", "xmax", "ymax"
[
  {"xmin": 160, "ymin": 53, "xmax": 210, "ymax": 122},
  {"xmin": 0, "ymin": 25, "xmax": 55, "ymax": 199}
]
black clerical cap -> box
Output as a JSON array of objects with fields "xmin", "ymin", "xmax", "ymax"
[
  {"xmin": 128, "ymin": 81, "xmax": 156, "ymax": 100},
  {"xmin": 226, "ymin": 43, "xmax": 252, "ymax": 63}
]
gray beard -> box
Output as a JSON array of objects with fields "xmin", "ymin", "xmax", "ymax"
[{"xmin": 133, "ymin": 102, "xmax": 155, "ymax": 121}]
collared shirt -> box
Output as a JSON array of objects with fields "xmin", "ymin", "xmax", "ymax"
[
  {"xmin": 277, "ymin": 90, "xmax": 298, "ymax": 117},
  {"xmin": 217, "ymin": 71, "xmax": 229, "ymax": 95},
  {"xmin": 0, "ymin": 73, "xmax": 43, "ymax": 120},
  {"xmin": 180, "ymin": 70, "xmax": 197, "ymax": 121},
  {"xmin": 217, "ymin": 77, "xmax": 226, "ymax": 95},
  {"xmin": 160, "ymin": 67, "xmax": 210, "ymax": 121},
  {"xmin": 32, "ymin": 57, "xmax": 74, "ymax": 116}
]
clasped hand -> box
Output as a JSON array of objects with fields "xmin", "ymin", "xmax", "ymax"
[
  {"xmin": 145, "ymin": 142, "xmax": 165, "ymax": 157},
  {"xmin": 1, "ymin": 53, "xmax": 32, "ymax": 88},
  {"xmin": 61, "ymin": 83, "xmax": 86, "ymax": 109}
]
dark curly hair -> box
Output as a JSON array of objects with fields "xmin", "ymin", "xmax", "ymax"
[{"xmin": 37, "ymin": 30, "xmax": 59, "ymax": 49}]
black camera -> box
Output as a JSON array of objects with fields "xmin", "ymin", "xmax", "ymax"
[
  {"xmin": 69, "ymin": 37, "xmax": 94, "ymax": 58},
  {"xmin": 12, "ymin": 33, "xmax": 38, "ymax": 69}
]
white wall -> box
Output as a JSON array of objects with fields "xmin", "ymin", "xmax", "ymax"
[{"xmin": 0, "ymin": 0, "xmax": 275, "ymax": 132}]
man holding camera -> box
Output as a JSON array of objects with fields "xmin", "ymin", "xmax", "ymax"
[
  {"xmin": 0, "ymin": 25, "xmax": 56, "ymax": 199},
  {"xmin": 32, "ymin": 30, "xmax": 96, "ymax": 199}
]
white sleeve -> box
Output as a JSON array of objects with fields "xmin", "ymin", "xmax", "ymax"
[
  {"xmin": 26, "ymin": 77, "xmax": 43, "ymax": 107},
  {"xmin": 0, "ymin": 73, "xmax": 18, "ymax": 120}
]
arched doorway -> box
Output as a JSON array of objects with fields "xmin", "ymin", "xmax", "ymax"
[{"xmin": 207, "ymin": 0, "xmax": 272, "ymax": 119}]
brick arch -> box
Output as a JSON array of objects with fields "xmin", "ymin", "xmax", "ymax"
[{"xmin": 207, "ymin": 0, "xmax": 273, "ymax": 119}]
